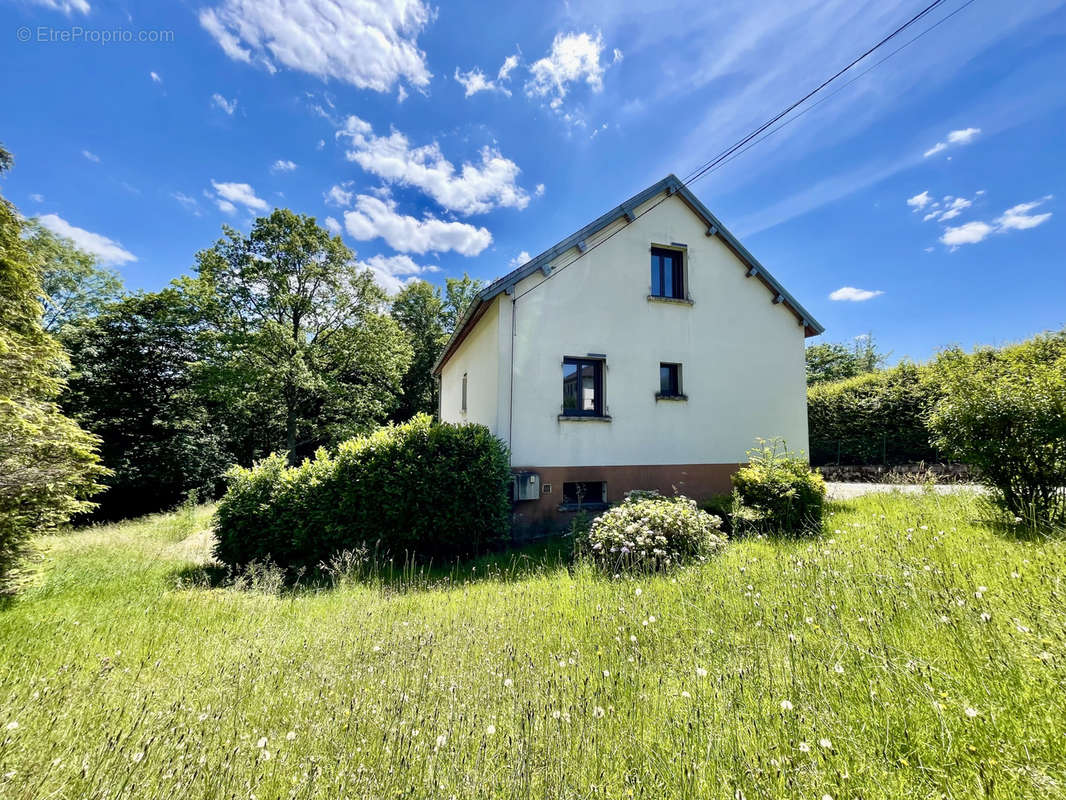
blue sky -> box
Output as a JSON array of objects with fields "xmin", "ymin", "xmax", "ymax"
[{"xmin": 3, "ymin": 0, "xmax": 1064, "ymax": 361}]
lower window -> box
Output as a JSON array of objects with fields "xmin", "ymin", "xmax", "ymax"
[{"xmin": 561, "ymin": 481, "xmax": 607, "ymax": 508}]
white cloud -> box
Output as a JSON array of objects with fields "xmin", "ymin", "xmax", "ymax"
[
  {"xmin": 36, "ymin": 214, "xmax": 136, "ymax": 266},
  {"xmin": 829, "ymin": 286, "xmax": 884, "ymax": 302},
  {"xmin": 337, "ymin": 115, "xmax": 530, "ymax": 215},
  {"xmin": 211, "ymin": 93, "xmax": 237, "ymax": 115},
  {"xmin": 359, "ymin": 253, "xmax": 440, "ymax": 294},
  {"xmin": 534, "ymin": 183, "xmax": 545, "ymax": 197},
  {"xmin": 509, "ymin": 250, "xmax": 532, "ymax": 268},
  {"xmin": 906, "ymin": 190, "xmax": 931, "ymax": 210},
  {"xmin": 525, "ymin": 32, "xmax": 621, "ymax": 109},
  {"xmin": 996, "ymin": 196, "xmax": 1053, "ymax": 231},
  {"xmin": 940, "ymin": 221, "xmax": 994, "ymax": 247},
  {"xmin": 198, "ymin": 0, "xmax": 431, "ymax": 92},
  {"xmin": 210, "ymin": 180, "xmax": 269, "ymax": 213},
  {"xmin": 29, "ymin": 193, "xmax": 45, "ymax": 203},
  {"xmin": 150, "ymin": 71, "xmax": 162, "ymax": 84},
  {"xmin": 82, "ymin": 150, "xmax": 100, "ymax": 163},
  {"xmin": 323, "ymin": 216, "xmax": 343, "ymax": 236},
  {"xmin": 271, "ymin": 159, "xmax": 298, "ymax": 173},
  {"xmin": 397, "ymin": 85, "xmax": 408, "ymax": 103},
  {"xmin": 173, "ymin": 192, "xmax": 201, "ymax": 215},
  {"xmin": 454, "ymin": 52, "xmax": 521, "ymax": 97},
  {"xmin": 924, "ymin": 127, "xmax": 981, "ymax": 158},
  {"xmin": 29, "ymin": 0, "xmax": 90, "ymax": 14},
  {"xmin": 921, "ymin": 194, "xmax": 977, "ymax": 223},
  {"xmin": 343, "ymin": 195, "xmax": 492, "ymax": 256},
  {"xmin": 324, "ymin": 184, "xmax": 354, "ymax": 207}
]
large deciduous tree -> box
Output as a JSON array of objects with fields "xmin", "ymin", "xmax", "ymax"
[
  {"xmin": 805, "ymin": 334, "xmax": 886, "ymax": 385},
  {"xmin": 24, "ymin": 220, "xmax": 124, "ymax": 332},
  {"xmin": 61, "ymin": 290, "xmax": 229, "ymax": 519},
  {"xmin": 391, "ymin": 280, "xmax": 445, "ymax": 419},
  {"xmin": 194, "ymin": 210, "xmax": 411, "ymax": 464},
  {"xmin": 0, "ymin": 145, "xmax": 105, "ymax": 587}
]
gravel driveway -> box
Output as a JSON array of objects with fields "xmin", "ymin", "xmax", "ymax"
[{"xmin": 825, "ymin": 482, "xmax": 985, "ymax": 500}]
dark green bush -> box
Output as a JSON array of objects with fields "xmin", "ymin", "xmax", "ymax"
[
  {"xmin": 927, "ymin": 331, "xmax": 1066, "ymax": 526},
  {"xmin": 577, "ymin": 493, "xmax": 726, "ymax": 573},
  {"xmin": 214, "ymin": 415, "xmax": 511, "ymax": 571},
  {"xmin": 807, "ymin": 363, "xmax": 941, "ymax": 466},
  {"xmin": 731, "ymin": 439, "xmax": 826, "ymax": 535},
  {"xmin": 699, "ymin": 493, "xmax": 736, "ymax": 534}
]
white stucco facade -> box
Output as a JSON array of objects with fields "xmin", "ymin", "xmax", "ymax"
[{"xmin": 439, "ymin": 180, "xmax": 816, "ymax": 481}]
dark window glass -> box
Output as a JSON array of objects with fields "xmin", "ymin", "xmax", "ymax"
[
  {"xmin": 562, "ymin": 357, "xmax": 603, "ymax": 416},
  {"xmin": 659, "ymin": 363, "xmax": 680, "ymax": 396},
  {"xmin": 651, "ymin": 247, "xmax": 684, "ymax": 299},
  {"xmin": 461, "ymin": 372, "xmax": 468, "ymax": 412},
  {"xmin": 562, "ymin": 481, "xmax": 606, "ymax": 507}
]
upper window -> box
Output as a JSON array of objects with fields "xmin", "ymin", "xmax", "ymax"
[
  {"xmin": 562, "ymin": 357, "xmax": 604, "ymax": 416},
  {"xmin": 651, "ymin": 247, "xmax": 684, "ymax": 299},
  {"xmin": 659, "ymin": 362, "xmax": 681, "ymax": 397}
]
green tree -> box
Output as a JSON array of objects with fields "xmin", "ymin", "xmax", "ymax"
[
  {"xmin": 0, "ymin": 145, "xmax": 105, "ymax": 587},
  {"xmin": 441, "ymin": 272, "xmax": 484, "ymax": 334},
  {"xmin": 391, "ymin": 280, "xmax": 445, "ymax": 418},
  {"xmin": 805, "ymin": 334, "xmax": 886, "ymax": 385},
  {"xmin": 61, "ymin": 290, "xmax": 229, "ymax": 519},
  {"xmin": 194, "ymin": 210, "xmax": 411, "ymax": 464},
  {"xmin": 928, "ymin": 332, "xmax": 1066, "ymax": 526},
  {"xmin": 24, "ymin": 220, "xmax": 124, "ymax": 332}
]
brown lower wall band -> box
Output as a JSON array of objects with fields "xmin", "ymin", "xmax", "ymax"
[{"xmin": 509, "ymin": 463, "xmax": 740, "ymax": 532}]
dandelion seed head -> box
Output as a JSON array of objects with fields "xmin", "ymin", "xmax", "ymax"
[
  {"xmin": 965, "ymin": 707, "xmax": 978, "ymax": 718},
  {"xmin": 819, "ymin": 737, "xmax": 832, "ymax": 749},
  {"xmin": 798, "ymin": 741, "xmax": 811, "ymax": 752},
  {"xmin": 485, "ymin": 724, "xmax": 496, "ymax": 735},
  {"xmin": 593, "ymin": 706, "xmax": 606, "ymax": 718},
  {"xmin": 780, "ymin": 700, "xmax": 793, "ymax": 711}
]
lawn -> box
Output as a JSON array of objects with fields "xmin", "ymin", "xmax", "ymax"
[{"xmin": 1, "ymin": 492, "xmax": 1064, "ymax": 799}]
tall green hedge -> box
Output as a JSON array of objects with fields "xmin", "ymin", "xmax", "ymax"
[
  {"xmin": 807, "ymin": 363, "xmax": 942, "ymax": 466},
  {"xmin": 214, "ymin": 415, "xmax": 511, "ymax": 570}
]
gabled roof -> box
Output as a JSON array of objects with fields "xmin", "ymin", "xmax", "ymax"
[{"xmin": 433, "ymin": 174, "xmax": 824, "ymax": 375}]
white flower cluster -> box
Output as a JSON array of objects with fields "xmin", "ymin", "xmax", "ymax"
[{"xmin": 581, "ymin": 494, "xmax": 726, "ymax": 573}]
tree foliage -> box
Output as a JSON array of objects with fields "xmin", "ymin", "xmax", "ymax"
[
  {"xmin": 0, "ymin": 145, "xmax": 105, "ymax": 586},
  {"xmin": 193, "ymin": 210, "xmax": 411, "ymax": 464},
  {"xmin": 927, "ymin": 331, "xmax": 1066, "ymax": 526},
  {"xmin": 391, "ymin": 280, "xmax": 446, "ymax": 419},
  {"xmin": 441, "ymin": 273, "xmax": 484, "ymax": 334},
  {"xmin": 24, "ymin": 220, "xmax": 124, "ymax": 332},
  {"xmin": 61, "ymin": 290, "xmax": 229, "ymax": 519},
  {"xmin": 805, "ymin": 334, "xmax": 885, "ymax": 385}
]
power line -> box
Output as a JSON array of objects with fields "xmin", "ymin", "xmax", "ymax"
[{"xmin": 512, "ymin": 0, "xmax": 974, "ymax": 305}]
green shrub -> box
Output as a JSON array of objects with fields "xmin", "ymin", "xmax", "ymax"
[
  {"xmin": 214, "ymin": 415, "xmax": 511, "ymax": 571},
  {"xmin": 699, "ymin": 493, "xmax": 737, "ymax": 534},
  {"xmin": 927, "ymin": 331, "xmax": 1066, "ymax": 526},
  {"xmin": 807, "ymin": 363, "xmax": 941, "ymax": 466},
  {"xmin": 578, "ymin": 493, "xmax": 725, "ymax": 573},
  {"xmin": 731, "ymin": 439, "xmax": 826, "ymax": 535}
]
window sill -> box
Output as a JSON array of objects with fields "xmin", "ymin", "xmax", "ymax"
[
  {"xmin": 558, "ymin": 414, "xmax": 612, "ymax": 423},
  {"xmin": 558, "ymin": 503, "xmax": 609, "ymax": 513},
  {"xmin": 647, "ymin": 294, "xmax": 693, "ymax": 306},
  {"xmin": 655, "ymin": 393, "xmax": 688, "ymax": 402}
]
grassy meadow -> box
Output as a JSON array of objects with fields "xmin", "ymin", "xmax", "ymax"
[{"xmin": 0, "ymin": 492, "xmax": 1064, "ymax": 799}]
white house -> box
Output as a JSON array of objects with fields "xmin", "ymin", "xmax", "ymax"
[{"xmin": 433, "ymin": 175, "xmax": 823, "ymax": 532}]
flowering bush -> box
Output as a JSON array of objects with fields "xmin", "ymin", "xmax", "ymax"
[{"xmin": 578, "ymin": 494, "xmax": 726, "ymax": 573}]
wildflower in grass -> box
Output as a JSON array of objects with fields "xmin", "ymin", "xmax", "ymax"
[
  {"xmin": 260, "ymin": 749, "xmax": 271, "ymax": 761},
  {"xmin": 503, "ymin": 678, "xmax": 513, "ymax": 687},
  {"xmin": 819, "ymin": 737, "xmax": 832, "ymax": 749},
  {"xmin": 5, "ymin": 722, "xmax": 17, "ymax": 731},
  {"xmin": 286, "ymin": 731, "xmax": 296, "ymax": 741},
  {"xmin": 1011, "ymin": 571, "xmax": 1020, "ymax": 579},
  {"xmin": 780, "ymin": 700, "xmax": 793, "ymax": 711},
  {"xmin": 257, "ymin": 737, "xmax": 268, "ymax": 748},
  {"xmin": 486, "ymin": 724, "xmax": 496, "ymax": 735},
  {"xmin": 131, "ymin": 752, "xmax": 144, "ymax": 763},
  {"xmin": 965, "ymin": 707, "xmax": 978, "ymax": 718},
  {"xmin": 823, "ymin": 795, "xmax": 834, "ymax": 800},
  {"xmin": 681, "ymin": 691, "xmax": 691, "ymax": 698},
  {"xmin": 551, "ymin": 710, "xmax": 561, "ymax": 720},
  {"xmin": 436, "ymin": 733, "xmax": 447, "ymax": 748},
  {"xmin": 833, "ymin": 663, "xmax": 844, "ymax": 674},
  {"xmin": 696, "ymin": 667, "xmax": 707, "ymax": 678},
  {"xmin": 593, "ymin": 706, "xmax": 606, "ymax": 718},
  {"xmin": 798, "ymin": 741, "xmax": 811, "ymax": 753},
  {"xmin": 603, "ymin": 670, "xmax": 610, "ymax": 678},
  {"xmin": 980, "ymin": 613, "xmax": 991, "ymax": 622},
  {"xmin": 635, "ymin": 588, "xmax": 642, "ymax": 596},
  {"xmin": 1040, "ymin": 651, "xmax": 1053, "ymax": 662},
  {"xmin": 198, "ymin": 713, "xmax": 208, "ymax": 722}
]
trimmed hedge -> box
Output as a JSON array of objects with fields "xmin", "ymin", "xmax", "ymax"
[
  {"xmin": 807, "ymin": 363, "xmax": 941, "ymax": 466},
  {"xmin": 214, "ymin": 415, "xmax": 511, "ymax": 570}
]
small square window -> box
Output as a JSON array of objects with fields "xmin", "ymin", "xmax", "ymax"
[
  {"xmin": 562, "ymin": 481, "xmax": 607, "ymax": 508},
  {"xmin": 651, "ymin": 247, "xmax": 684, "ymax": 299},
  {"xmin": 659, "ymin": 362, "xmax": 681, "ymax": 397}
]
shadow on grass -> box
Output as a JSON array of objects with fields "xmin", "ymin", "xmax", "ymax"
[{"xmin": 169, "ymin": 535, "xmax": 576, "ymax": 596}]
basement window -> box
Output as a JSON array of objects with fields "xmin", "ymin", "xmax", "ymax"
[
  {"xmin": 561, "ymin": 481, "xmax": 607, "ymax": 510},
  {"xmin": 651, "ymin": 247, "xmax": 685, "ymax": 299}
]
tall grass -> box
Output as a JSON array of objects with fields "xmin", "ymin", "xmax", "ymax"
[{"xmin": 0, "ymin": 492, "xmax": 1063, "ymax": 799}]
